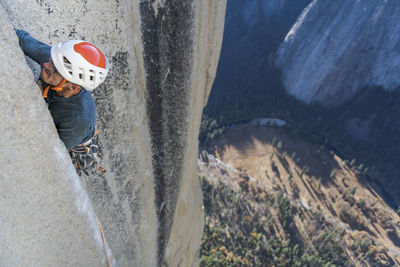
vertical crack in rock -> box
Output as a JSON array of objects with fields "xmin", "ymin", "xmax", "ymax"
[{"xmin": 140, "ymin": 1, "xmax": 195, "ymax": 265}]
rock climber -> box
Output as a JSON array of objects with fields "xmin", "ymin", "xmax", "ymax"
[{"xmin": 15, "ymin": 29, "xmax": 109, "ymax": 176}]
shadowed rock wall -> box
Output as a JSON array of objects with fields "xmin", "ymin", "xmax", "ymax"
[
  {"xmin": 162, "ymin": 2, "xmax": 226, "ymax": 266},
  {"xmin": 0, "ymin": 0, "xmax": 226, "ymax": 266},
  {"xmin": 140, "ymin": 1, "xmax": 226, "ymax": 265}
]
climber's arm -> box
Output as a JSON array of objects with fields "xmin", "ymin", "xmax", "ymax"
[{"xmin": 15, "ymin": 29, "xmax": 51, "ymax": 67}]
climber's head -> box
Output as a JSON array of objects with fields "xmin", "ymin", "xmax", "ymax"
[
  {"xmin": 41, "ymin": 40, "xmax": 109, "ymax": 96},
  {"xmin": 40, "ymin": 59, "xmax": 64, "ymax": 86}
]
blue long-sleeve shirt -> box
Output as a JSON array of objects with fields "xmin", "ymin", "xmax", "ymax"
[{"xmin": 15, "ymin": 29, "xmax": 97, "ymax": 150}]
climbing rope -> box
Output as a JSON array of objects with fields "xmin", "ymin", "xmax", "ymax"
[{"xmin": 96, "ymin": 216, "xmax": 111, "ymax": 267}]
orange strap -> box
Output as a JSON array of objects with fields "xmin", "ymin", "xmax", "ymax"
[
  {"xmin": 97, "ymin": 166, "xmax": 106, "ymax": 173},
  {"xmin": 42, "ymin": 78, "xmax": 67, "ymax": 98}
]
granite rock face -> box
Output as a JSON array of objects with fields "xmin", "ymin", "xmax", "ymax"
[
  {"xmin": 161, "ymin": 2, "xmax": 226, "ymax": 265},
  {"xmin": 0, "ymin": 0, "xmax": 226, "ymax": 266},
  {"xmin": 276, "ymin": 0, "xmax": 400, "ymax": 105},
  {"xmin": 0, "ymin": 5, "xmax": 108, "ymax": 266}
]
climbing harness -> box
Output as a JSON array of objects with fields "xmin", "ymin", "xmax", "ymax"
[
  {"xmin": 97, "ymin": 216, "xmax": 111, "ymax": 267},
  {"xmin": 69, "ymin": 130, "xmax": 106, "ymax": 176}
]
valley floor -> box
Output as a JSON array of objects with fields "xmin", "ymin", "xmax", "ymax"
[{"xmin": 199, "ymin": 124, "xmax": 400, "ymax": 266}]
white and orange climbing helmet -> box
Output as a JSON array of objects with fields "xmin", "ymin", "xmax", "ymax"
[{"xmin": 51, "ymin": 40, "xmax": 109, "ymax": 91}]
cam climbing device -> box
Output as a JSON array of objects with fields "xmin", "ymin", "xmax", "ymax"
[{"xmin": 69, "ymin": 130, "xmax": 106, "ymax": 176}]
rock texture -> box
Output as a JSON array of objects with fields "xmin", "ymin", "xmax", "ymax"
[
  {"xmin": 163, "ymin": 2, "xmax": 226, "ymax": 266},
  {"xmin": 0, "ymin": 0, "xmax": 226, "ymax": 266},
  {"xmin": 276, "ymin": 0, "xmax": 400, "ymax": 105},
  {"xmin": 0, "ymin": 5, "xmax": 108, "ymax": 266}
]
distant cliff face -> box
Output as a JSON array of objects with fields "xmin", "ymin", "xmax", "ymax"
[
  {"xmin": 276, "ymin": 0, "xmax": 400, "ymax": 105},
  {"xmin": 204, "ymin": 0, "xmax": 311, "ymax": 122},
  {"xmin": 0, "ymin": 0, "xmax": 226, "ymax": 266}
]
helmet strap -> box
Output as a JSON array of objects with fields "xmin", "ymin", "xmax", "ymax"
[{"xmin": 43, "ymin": 78, "xmax": 67, "ymax": 98}]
